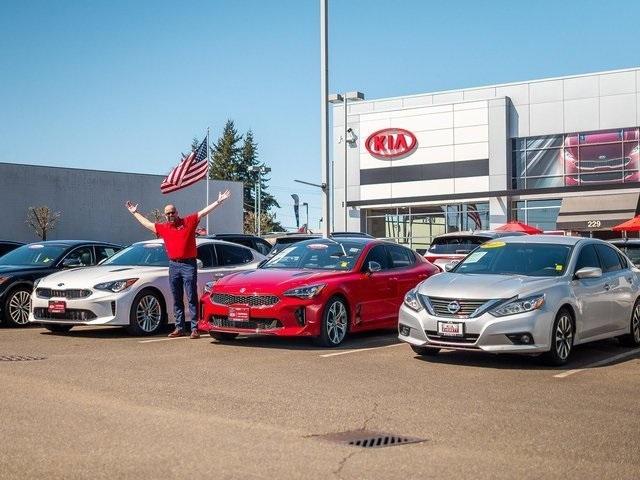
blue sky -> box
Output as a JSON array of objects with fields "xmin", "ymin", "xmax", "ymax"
[{"xmin": 1, "ymin": 0, "xmax": 639, "ymax": 230}]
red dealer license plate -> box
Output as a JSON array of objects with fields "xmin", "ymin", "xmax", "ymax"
[
  {"xmin": 228, "ymin": 306, "xmax": 250, "ymax": 322},
  {"xmin": 48, "ymin": 300, "xmax": 66, "ymax": 314},
  {"xmin": 437, "ymin": 321, "xmax": 463, "ymax": 337}
]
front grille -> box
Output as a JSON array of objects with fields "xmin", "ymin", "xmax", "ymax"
[
  {"xmin": 425, "ymin": 296, "xmax": 488, "ymax": 318},
  {"xmin": 578, "ymin": 156, "xmax": 630, "ymax": 170},
  {"xmin": 212, "ymin": 293, "xmax": 279, "ymax": 307},
  {"xmin": 210, "ymin": 316, "xmax": 282, "ymax": 330},
  {"xmin": 425, "ymin": 330, "xmax": 480, "ymax": 345},
  {"xmin": 33, "ymin": 308, "xmax": 97, "ymax": 321},
  {"xmin": 36, "ymin": 288, "xmax": 92, "ymax": 299}
]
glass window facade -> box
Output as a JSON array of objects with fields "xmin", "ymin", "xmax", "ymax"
[
  {"xmin": 363, "ymin": 203, "xmax": 489, "ymax": 251},
  {"xmin": 511, "ymin": 199, "xmax": 561, "ymax": 231},
  {"xmin": 512, "ymin": 128, "xmax": 640, "ymax": 188}
]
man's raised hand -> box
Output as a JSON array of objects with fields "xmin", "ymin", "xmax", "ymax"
[
  {"xmin": 218, "ymin": 189, "xmax": 231, "ymax": 203},
  {"xmin": 125, "ymin": 201, "xmax": 138, "ymax": 214}
]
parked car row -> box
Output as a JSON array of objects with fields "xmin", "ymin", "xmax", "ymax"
[{"xmin": 1, "ymin": 231, "xmax": 639, "ymax": 366}]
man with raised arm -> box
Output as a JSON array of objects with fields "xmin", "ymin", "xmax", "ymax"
[{"xmin": 125, "ymin": 189, "xmax": 231, "ymax": 338}]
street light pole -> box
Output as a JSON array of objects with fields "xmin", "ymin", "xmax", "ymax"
[
  {"xmin": 320, "ymin": 0, "xmax": 330, "ymax": 238},
  {"xmin": 328, "ymin": 91, "xmax": 365, "ymax": 231}
]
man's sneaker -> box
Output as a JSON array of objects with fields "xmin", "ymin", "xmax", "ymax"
[
  {"xmin": 168, "ymin": 328, "xmax": 185, "ymax": 338},
  {"xmin": 190, "ymin": 330, "xmax": 201, "ymax": 339}
]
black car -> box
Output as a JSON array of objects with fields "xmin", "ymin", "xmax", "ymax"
[
  {"xmin": 267, "ymin": 234, "xmax": 322, "ymax": 258},
  {"xmin": 0, "ymin": 240, "xmax": 121, "ymax": 327},
  {"xmin": 206, "ymin": 234, "xmax": 273, "ymax": 256},
  {"xmin": 330, "ymin": 232, "xmax": 374, "ymax": 239},
  {"xmin": 0, "ymin": 241, "xmax": 24, "ymax": 258}
]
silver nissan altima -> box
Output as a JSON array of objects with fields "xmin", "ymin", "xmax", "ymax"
[{"xmin": 398, "ymin": 235, "xmax": 640, "ymax": 365}]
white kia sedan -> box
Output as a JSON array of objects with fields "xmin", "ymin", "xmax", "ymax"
[
  {"xmin": 399, "ymin": 235, "xmax": 640, "ymax": 365},
  {"xmin": 28, "ymin": 238, "xmax": 265, "ymax": 335}
]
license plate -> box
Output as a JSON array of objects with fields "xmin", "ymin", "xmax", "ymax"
[
  {"xmin": 437, "ymin": 321, "xmax": 463, "ymax": 337},
  {"xmin": 228, "ymin": 306, "xmax": 250, "ymax": 321},
  {"xmin": 48, "ymin": 300, "xmax": 66, "ymax": 314}
]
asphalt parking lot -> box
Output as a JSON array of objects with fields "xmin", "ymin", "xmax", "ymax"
[{"xmin": 1, "ymin": 326, "xmax": 639, "ymax": 480}]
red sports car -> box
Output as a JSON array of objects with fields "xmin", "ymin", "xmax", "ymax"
[{"xmin": 197, "ymin": 238, "xmax": 438, "ymax": 346}]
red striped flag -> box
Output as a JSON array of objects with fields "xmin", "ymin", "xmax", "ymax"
[{"xmin": 160, "ymin": 138, "xmax": 208, "ymax": 194}]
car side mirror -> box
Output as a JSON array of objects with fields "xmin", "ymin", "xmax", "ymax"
[
  {"xmin": 62, "ymin": 258, "xmax": 82, "ymax": 268},
  {"xmin": 366, "ymin": 261, "xmax": 382, "ymax": 273},
  {"xmin": 444, "ymin": 261, "xmax": 460, "ymax": 272},
  {"xmin": 196, "ymin": 259, "xmax": 204, "ymax": 269},
  {"xmin": 575, "ymin": 267, "xmax": 602, "ymax": 279}
]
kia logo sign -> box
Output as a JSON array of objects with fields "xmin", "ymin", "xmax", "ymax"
[{"xmin": 365, "ymin": 128, "xmax": 417, "ymax": 159}]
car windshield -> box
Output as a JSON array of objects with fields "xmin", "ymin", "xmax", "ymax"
[
  {"xmin": 262, "ymin": 240, "xmax": 364, "ymax": 270},
  {"xmin": 101, "ymin": 243, "xmax": 169, "ymax": 267},
  {"xmin": 453, "ymin": 241, "xmax": 572, "ymax": 277},
  {"xmin": 428, "ymin": 236, "xmax": 490, "ymax": 255},
  {"xmin": 0, "ymin": 244, "xmax": 67, "ymax": 266}
]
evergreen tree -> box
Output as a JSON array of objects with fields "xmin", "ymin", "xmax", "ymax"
[{"xmin": 209, "ymin": 120, "xmax": 242, "ymax": 181}]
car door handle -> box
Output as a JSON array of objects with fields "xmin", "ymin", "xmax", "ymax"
[
  {"xmin": 213, "ymin": 273, "xmax": 225, "ymax": 278},
  {"xmin": 603, "ymin": 283, "xmax": 611, "ymax": 291}
]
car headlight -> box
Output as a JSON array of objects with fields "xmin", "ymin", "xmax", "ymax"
[
  {"xmin": 403, "ymin": 288, "xmax": 423, "ymax": 312},
  {"xmin": 94, "ymin": 278, "xmax": 138, "ymax": 293},
  {"xmin": 490, "ymin": 294, "xmax": 545, "ymax": 317},
  {"xmin": 283, "ymin": 284, "xmax": 326, "ymax": 299},
  {"xmin": 204, "ymin": 281, "xmax": 215, "ymax": 294}
]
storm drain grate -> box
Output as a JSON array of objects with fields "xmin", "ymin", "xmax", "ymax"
[
  {"xmin": 316, "ymin": 430, "xmax": 426, "ymax": 449},
  {"xmin": 0, "ymin": 354, "xmax": 46, "ymax": 362}
]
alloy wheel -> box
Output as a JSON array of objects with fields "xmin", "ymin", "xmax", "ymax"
[
  {"xmin": 326, "ymin": 300, "xmax": 347, "ymax": 345},
  {"xmin": 555, "ymin": 313, "xmax": 573, "ymax": 361},
  {"xmin": 8, "ymin": 290, "xmax": 30, "ymax": 325},
  {"xmin": 135, "ymin": 295, "xmax": 162, "ymax": 333},
  {"xmin": 633, "ymin": 304, "xmax": 640, "ymax": 343}
]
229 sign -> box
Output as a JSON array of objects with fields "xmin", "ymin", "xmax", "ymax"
[{"xmin": 587, "ymin": 220, "xmax": 602, "ymax": 228}]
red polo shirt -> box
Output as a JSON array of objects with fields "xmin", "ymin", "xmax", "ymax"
[{"xmin": 155, "ymin": 213, "xmax": 199, "ymax": 260}]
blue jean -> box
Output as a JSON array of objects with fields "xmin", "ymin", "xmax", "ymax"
[{"xmin": 168, "ymin": 259, "xmax": 198, "ymax": 332}]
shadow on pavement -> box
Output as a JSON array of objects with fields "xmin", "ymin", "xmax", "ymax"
[
  {"xmin": 208, "ymin": 329, "xmax": 399, "ymax": 352},
  {"xmin": 35, "ymin": 324, "xmax": 175, "ymax": 339},
  {"xmin": 412, "ymin": 338, "xmax": 639, "ymax": 371}
]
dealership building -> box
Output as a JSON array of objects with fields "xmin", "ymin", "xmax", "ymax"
[{"xmin": 331, "ymin": 66, "xmax": 640, "ymax": 251}]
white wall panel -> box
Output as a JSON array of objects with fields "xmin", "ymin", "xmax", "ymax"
[
  {"xmin": 360, "ymin": 183, "xmax": 392, "ymax": 201},
  {"xmin": 403, "ymin": 95, "xmax": 433, "ymax": 108},
  {"xmin": 495, "ymin": 83, "xmax": 529, "ymax": 105},
  {"xmin": 432, "ymin": 91, "xmax": 464, "ymax": 104},
  {"xmin": 348, "ymin": 102, "xmax": 374, "ymax": 114},
  {"xmin": 463, "ymin": 88, "xmax": 496, "ymax": 101},
  {"xmin": 454, "ymin": 100, "xmax": 488, "ymax": 111},
  {"xmin": 564, "ymin": 98, "xmax": 599, "ymax": 133},
  {"xmin": 392, "ymin": 145, "xmax": 454, "ymax": 167},
  {"xmin": 563, "ymin": 75, "xmax": 599, "ymax": 100},
  {"xmin": 529, "ymin": 80, "xmax": 563, "ymax": 104},
  {"xmin": 454, "ymin": 176, "xmax": 490, "ymax": 193},
  {"xmin": 414, "ymin": 128, "xmax": 454, "ymax": 148},
  {"xmin": 374, "ymin": 99, "xmax": 404, "ymax": 111},
  {"xmin": 454, "ymin": 108, "xmax": 488, "ymax": 127},
  {"xmin": 399, "ymin": 112, "xmax": 453, "ymax": 132},
  {"xmin": 529, "ymin": 102, "xmax": 563, "ymax": 136},
  {"xmin": 454, "ymin": 142, "xmax": 488, "ymax": 161},
  {"xmin": 454, "ymin": 125, "xmax": 488, "ymax": 144},
  {"xmin": 600, "ymin": 94, "xmax": 637, "ymax": 129},
  {"xmin": 599, "ymin": 71, "xmax": 636, "ymax": 96},
  {"xmin": 390, "ymin": 179, "xmax": 455, "ymax": 198},
  {"xmin": 509, "ymin": 105, "xmax": 530, "ymax": 137}
]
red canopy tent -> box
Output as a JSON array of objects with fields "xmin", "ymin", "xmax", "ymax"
[
  {"xmin": 494, "ymin": 220, "xmax": 543, "ymax": 234},
  {"xmin": 612, "ymin": 216, "xmax": 640, "ymax": 232}
]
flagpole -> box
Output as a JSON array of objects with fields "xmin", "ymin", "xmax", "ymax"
[{"xmin": 206, "ymin": 127, "xmax": 210, "ymax": 234}]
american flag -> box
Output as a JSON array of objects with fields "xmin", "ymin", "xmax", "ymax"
[
  {"xmin": 160, "ymin": 138, "xmax": 209, "ymax": 194},
  {"xmin": 466, "ymin": 204, "xmax": 483, "ymax": 230}
]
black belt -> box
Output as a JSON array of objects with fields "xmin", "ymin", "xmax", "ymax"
[{"xmin": 170, "ymin": 258, "xmax": 196, "ymax": 264}]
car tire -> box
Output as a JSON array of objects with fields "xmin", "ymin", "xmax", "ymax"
[
  {"xmin": 209, "ymin": 332, "xmax": 239, "ymax": 341},
  {"xmin": 542, "ymin": 308, "xmax": 574, "ymax": 366},
  {"xmin": 410, "ymin": 345, "xmax": 441, "ymax": 356},
  {"xmin": 126, "ymin": 289, "xmax": 166, "ymax": 336},
  {"xmin": 3, "ymin": 286, "xmax": 32, "ymax": 328},
  {"xmin": 44, "ymin": 324, "xmax": 73, "ymax": 334},
  {"xmin": 618, "ymin": 299, "xmax": 640, "ymax": 347},
  {"xmin": 313, "ymin": 296, "xmax": 349, "ymax": 348}
]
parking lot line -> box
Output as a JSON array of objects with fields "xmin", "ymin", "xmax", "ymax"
[
  {"xmin": 319, "ymin": 343, "xmax": 404, "ymax": 357},
  {"xmin": 138, "ymin": 336, "xmax": 209, "ymax": 343},
  {"xmin": 553, "ymin": 348, "xmax": 640, "ymax": 378}
]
